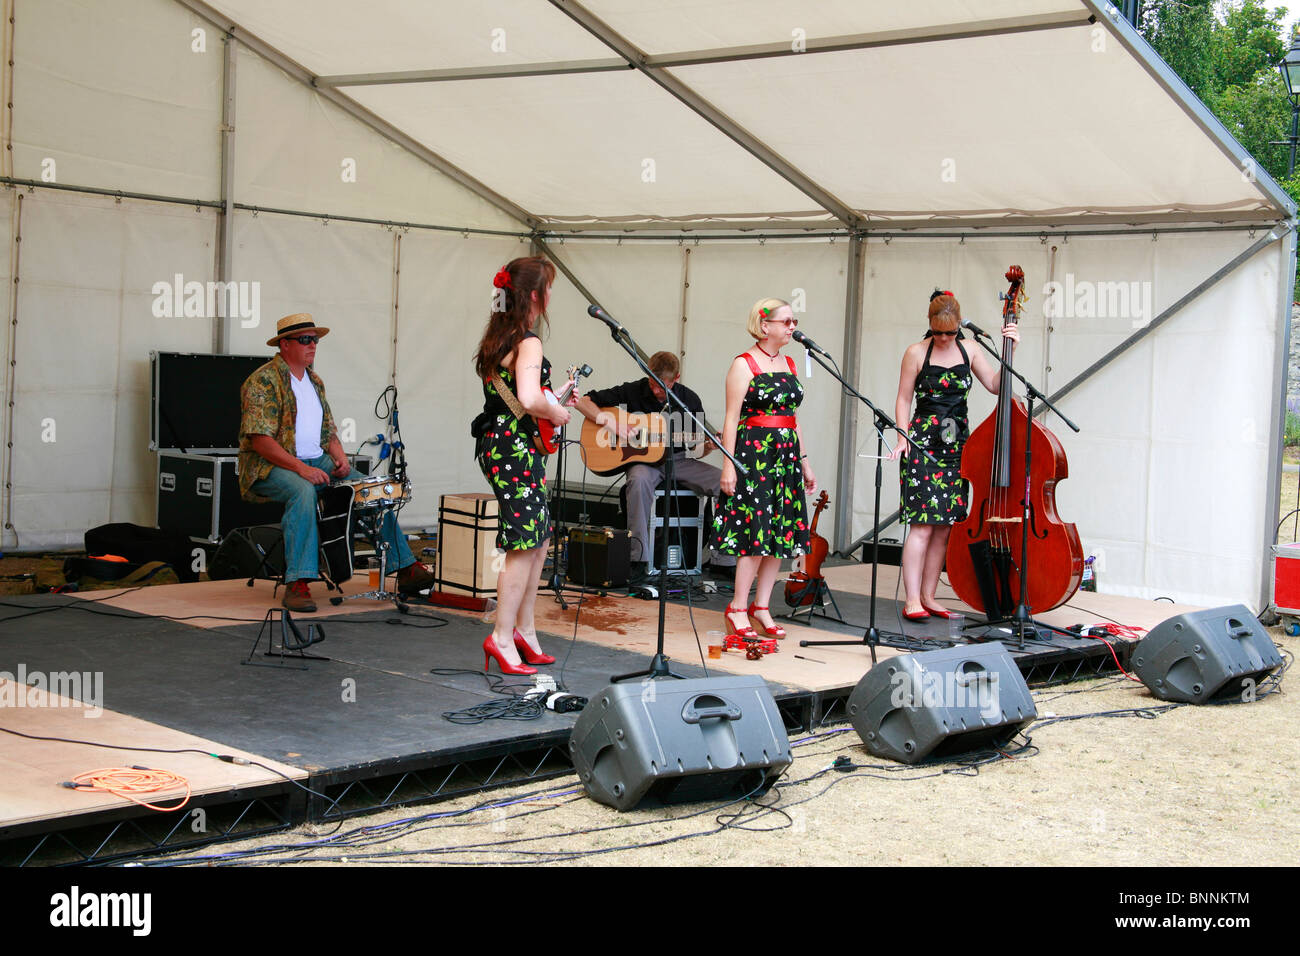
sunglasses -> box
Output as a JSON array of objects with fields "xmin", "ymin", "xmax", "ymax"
[
  {"xmin": 930, "ymin": 330, "xmax": 958, "ymax": 337},
  {"xmin": 289, "ymin": 335, "xmax": 319, "ymax": 345},
  {"xmin": 765, "ymin": 317, "xmax": 798, "ymax": 327}
]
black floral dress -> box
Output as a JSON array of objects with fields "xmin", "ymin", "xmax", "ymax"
[
  {"xmin": 472, "ymin": 335, "xmax": 552, "ymax": 551},
  {"xmin": 712, "ymin": 353, "xmax": 810, "ymax": 557},
  {"xmin": 901, "ymin": 337, "xmax": 972, "ymax": 525}
]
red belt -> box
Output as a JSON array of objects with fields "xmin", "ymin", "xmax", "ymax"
[{"xmin": 745, "ymin": 415, "xmax": 797, "ymax": 429}]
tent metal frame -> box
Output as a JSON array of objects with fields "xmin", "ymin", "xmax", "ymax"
[
  {"xmin": 9, "ymin": 0, "xmax": 1290, "ymax": 607},
  {"xmin": 316, "ymin": 10, "xmax": 1094, "ymax": 87},
  {"xmin": 214, "ymin": 32, "xmax": 237, "ymax": 354}
]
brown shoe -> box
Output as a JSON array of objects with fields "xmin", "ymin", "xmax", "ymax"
[
  {"xmin": 282, "ymin": 579, "xmax": 317, "ymax": 613},
  {"xmin": 396, "ymin": 561, "xmax": 435, "ymax": 594}
]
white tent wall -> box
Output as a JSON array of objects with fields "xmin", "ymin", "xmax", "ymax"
[
  {"xmin": 10, "ymin": 0, "xmax": 221, "ymax": 198},
  {"xmin": 854, "ymin": 230, "xmax": 1284, "ymax": 608},
  {"xmin": 225, "ymin": 209, "xmax": 393, "ymax": 463},
  {"xmin": 3, "ymin": 189, "xmax": 219, "ymax": 549},
  {"xmin": 539, "ymin": 238, "xmax": 849, "ymax": 496},
  {"xmin": 380, "ymin": 228, "xmax": 526, "ymax": 523}
]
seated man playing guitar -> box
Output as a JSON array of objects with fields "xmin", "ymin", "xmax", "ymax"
[{"xmin": 573, "ymin": 350, "xmax": 734, "ymax": 584}]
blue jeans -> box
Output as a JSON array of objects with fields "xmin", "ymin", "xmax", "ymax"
[{"xmin": 250, "ymin": 454, "xmax": 415, "ymax": 583}]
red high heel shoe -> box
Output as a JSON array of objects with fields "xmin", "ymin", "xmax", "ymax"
[
  {"xmin": 483, "ymin": 635, "xmax": 537, "ymax": 676},
  {"xmin": 747, "ymin": 603, "xmax": 786, "ymax": 638},
  {"xmin": 723, "ymin": 606, "xmax": 758, "ymax": 639},
  {"xmin": 921, "ymin": 603, "xmax": 958, "ymax": 620},
  {"xmin": 513, "ymin": 628, "xmax": 556, "ymax": 665}
]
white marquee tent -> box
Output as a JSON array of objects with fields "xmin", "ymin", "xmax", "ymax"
[{"xmin": 0, "ymin": 0, "xmax": 1293, "ymax": 611}]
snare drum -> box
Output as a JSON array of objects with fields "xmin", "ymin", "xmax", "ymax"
[{"xmin": 340, "ymin": 475, "xmax": 411, "ymax": 508}]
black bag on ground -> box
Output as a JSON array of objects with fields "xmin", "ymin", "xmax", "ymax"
[{"xmin": 84, "ymin": 522, "xmax": 199, "ymax": 583}]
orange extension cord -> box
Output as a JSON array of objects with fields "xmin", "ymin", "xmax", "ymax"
[{"xmin": 68, "ymin": 767, "xmax": 192, "ymax": 812}]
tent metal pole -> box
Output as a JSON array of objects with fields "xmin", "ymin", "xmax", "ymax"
[
  {"xmin": 0, "ymin": 177, "xmax": 222, "ymax": 209},
  {"xmin": 170, "ymin": 0, "xmax": 541, "ymax": 231},
  {"xmin": 2, "ymin": 192, "xmax": 21, "ymax": 548},
  {"xmin": 320, "ymin": 59, "xmax": 631, "ymax": 86},
  {"xmin": 1040, "ymin": 228, "xmax": 1286, "ymax": 409},
  {"xmin": 547, "ymin": 0, "xmax": 861, "ymax": 229},
  {"xmin": 1263, "ymin": 227, "xmax": 1297, "ymax": 613},
  {"xmin": 214, "ymin": 31, "xmax": 236, "ymax": 355},
  {"xmin": 833, "ymin": 236, "xmax": 865, "ymax": 552},
  {"xmin": 542, "ymin": 219, "xmax": 1281, "ymax": 238},
  {"xmin": 229, "ymin": 203, "xmax": 527, "ymax": 237},
  {"xmin": 318, "ymin": 11, "xmax": 1092, "ymax": 86},
  {"xmin": 532, "ymin": 236, "xmax": 599, "ymax": 307},
  {"xmin": 1080, "ymin": 0, "xmax": 1296, "ymax": 222},
  {"xmin": 532, "ymin": 234, "xmax": 652, "ymax": 368}
]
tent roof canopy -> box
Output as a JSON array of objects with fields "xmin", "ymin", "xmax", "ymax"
[{"xmin": 191, "ymin": 0, "xmax": 1295, "ymax": 231}]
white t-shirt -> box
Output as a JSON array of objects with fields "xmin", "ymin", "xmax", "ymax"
[{"xmin": 290, "ymin": 370, "xmax": 324, "ymax": 459}]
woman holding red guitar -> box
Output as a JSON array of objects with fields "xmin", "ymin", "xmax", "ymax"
[
  {"xmin": 887, "ymin": 290, "xmax": 1018, "ymax": 621},
  {"xmin": 470, "ymin": 256, "xmax": 572, "ymax": 674}
]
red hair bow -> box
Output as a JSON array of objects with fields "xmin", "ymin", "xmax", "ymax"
[{"xmin": 493, "ymin": 268, "xmax": 513, "ymax": 289}]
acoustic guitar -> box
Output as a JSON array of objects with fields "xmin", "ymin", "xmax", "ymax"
[{"xmin": 578, "ymin": 407, "xmax": 709, "ymax": 475}]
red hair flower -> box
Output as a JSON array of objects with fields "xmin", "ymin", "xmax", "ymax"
[{"xmin": 493, "ymin": 268, "xmax": 513, "ymax": 289}]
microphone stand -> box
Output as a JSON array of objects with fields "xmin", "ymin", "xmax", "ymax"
[
  {"xmin": 960, "ymin": 323, "xmax": 1081, "ymax": 649},
  {"xmin": 793, "ymin": 341, "xmax": 940, "ymax": 665},
  {"xmin": 543, "ymin": 432, "xmax": 607, "ymax": 609},
  {"xmin": 591, "ymin": 307, "xmax": 746, "ymax": 684}
]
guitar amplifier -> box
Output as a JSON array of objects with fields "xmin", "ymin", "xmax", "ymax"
[{"xmin": 567, "ymin": 526, "xmax": 630, "ymax": 588}]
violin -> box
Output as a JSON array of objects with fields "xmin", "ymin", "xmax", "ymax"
[
  {"xmin": 785, "ymin": 491, "xmax": 830, "ymax": 607},
  {"xmin": 944, "ymin": 266, "xmax": 1083, "ymax": 617}
]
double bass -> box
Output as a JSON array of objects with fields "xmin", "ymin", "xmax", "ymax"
[{"xmin": 945, "ymin": 265, "xmax": 1083, "ymax": 618}]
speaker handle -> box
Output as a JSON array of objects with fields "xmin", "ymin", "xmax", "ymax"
[
  {"xmin": 955, "ymin": 662, "xmax": 997, "ymax": 687},
  {"xmin": 682, "ymin": 694, "xmax": 742, "ymax": 724},
  {"xmin": 1226, "ymin": 618, "xmax": 1253, "ymax": 641}
]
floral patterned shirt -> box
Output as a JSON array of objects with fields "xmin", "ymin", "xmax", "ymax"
[{"xmin": 238, "ymin": 354, "xmax": 337, "ymax": 503}]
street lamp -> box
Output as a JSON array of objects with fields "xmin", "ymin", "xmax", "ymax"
[{"xmin": 1276, "ymin": 34, "xmax": 1300, "ymax": 175}]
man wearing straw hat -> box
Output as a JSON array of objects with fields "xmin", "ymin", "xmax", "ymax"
[{"xmin": 238, "ymin": 313, "xmax": 433, "ymax": 612}]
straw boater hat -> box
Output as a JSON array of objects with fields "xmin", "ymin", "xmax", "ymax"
[{"xmin": 267, "ymin": 312, "xmax": 330, "ymax": 347}]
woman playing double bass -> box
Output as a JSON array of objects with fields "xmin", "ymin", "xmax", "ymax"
[{"xmin": 887, "ymin": 290, "xmax": 1019, "ymax": 621}]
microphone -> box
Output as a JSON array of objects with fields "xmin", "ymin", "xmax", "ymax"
[
  {"xmin": 960, "ymin": 318, "xmax": 992, "ymax": 338},
  {"xmin": 588, "ymin": 304, "xmax": 625, "ymax": 334},
  {"xmin": 791, "ymin": 329, "xmax": 831, "ymax": 357}
]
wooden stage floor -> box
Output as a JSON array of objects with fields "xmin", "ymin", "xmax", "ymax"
[{"xmin": 0, "ymin": 563, "xmax": 1198, "ymax": 863}]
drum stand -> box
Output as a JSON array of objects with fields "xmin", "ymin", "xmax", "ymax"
[{"xmin": 328, "ymin": 501, "xmax": 408, "ymax": 610}]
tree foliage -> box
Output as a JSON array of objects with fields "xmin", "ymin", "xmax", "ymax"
[{"xmin": 1140, "ymin": 0, "xmax": 1293, "ymax": 182}]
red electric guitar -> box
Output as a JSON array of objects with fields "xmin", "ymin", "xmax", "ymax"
[{"xmin": 532, "ymin": 363, "xmax": 591, "ymax": 454}]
